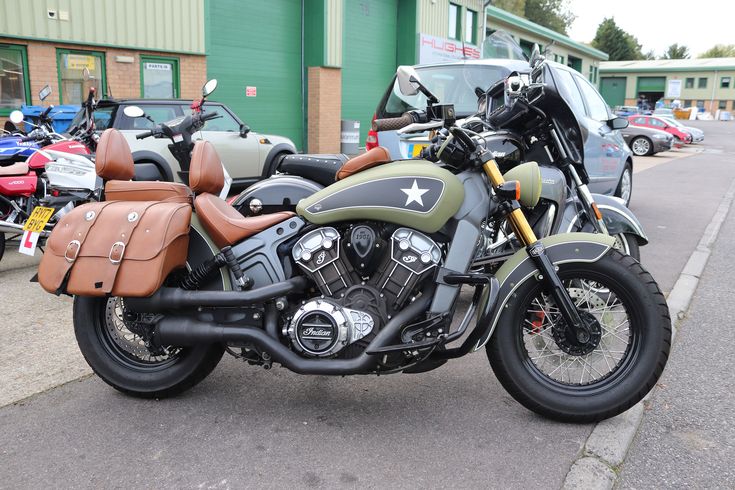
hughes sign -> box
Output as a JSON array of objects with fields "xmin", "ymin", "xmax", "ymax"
[{"xmin": 418, "ymin": 33, "xmax": 481, "ymax": 64}]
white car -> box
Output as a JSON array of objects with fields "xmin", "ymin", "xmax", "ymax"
[{"xmin": 69, "ymin": 99, "xmax": 297, "ymax": 191}]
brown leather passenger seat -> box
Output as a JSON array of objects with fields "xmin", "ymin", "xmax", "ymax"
[
  {"xmin": 95, "ymin": 128, "xmax": 192, "ymax": 203},
  {"xmin": 335, "ymin": 146, "xmax": 392, "ymax": 180},
  {"xmin": 189, "ymin": 140, "xmax": 294, "ymax": 248}
]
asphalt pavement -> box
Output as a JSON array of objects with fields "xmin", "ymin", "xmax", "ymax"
[
  {"xmin": 1, "ymin": 121, "xmax": 734, "ymax": 489},
  {"xmin": 616, "ymin": 179, "xmax": 735, "ymax": 488}
]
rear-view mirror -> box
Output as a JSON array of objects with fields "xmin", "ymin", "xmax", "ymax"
[
  {"xmin": 9, "ymin": 110, "xmax": 24, "ymax": 124},
  {"xmin": 123, "ymin": 105, "xmax": 145, "ymax": 118},
  {"xmin": 39, "ymin": 85, "xmax": 52, "ymax": 102},
  {"xmin": 239, "ymin": 123, "xmax": 250, "ymax": 138},
  {"xmin": 396, "ymin": 66, "xmax": 420, "ymax": 96},
  {"xmin": 203, "ymin": 79, "xmax": 218, "ymax": 97},
  {"xmin": 608, "ymin": 116, "xmax": 629, "ymax": 130}
]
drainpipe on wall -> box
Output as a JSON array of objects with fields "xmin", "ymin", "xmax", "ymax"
[
  {"xmin": 710, "ymin": 70, "xmax": 718, "ymax": 115},
  {"xmin": 301, "ymin": 0, "xmax": 307, "ymax": 152}
]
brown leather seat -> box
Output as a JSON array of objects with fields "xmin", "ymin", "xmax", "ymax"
[
  {"xmin": 96, "ymin": 128, "xmax": 192, "ymax": 203},
  {"xmin": 189, "ymin": 140, "xmax": 294, "ymax": 248},
  {"xmin": 0, "ymin": 161, "xmax": 29, "ymax": 176},
  {"xmin": 335, "ymin": 146, "xmax": 392, "ymax": 180},
  {"xmin": 95, "ymin": 128, "xmax": 135, "ymax": 180},
  {"xmin": 104, "ymin": 180, "xmax": 193, "ymax": 204}
]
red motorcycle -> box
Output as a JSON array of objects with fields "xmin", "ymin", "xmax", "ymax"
[{"xmin": 0, "ymin": 86, "xmax": 99, "ymax": 263}]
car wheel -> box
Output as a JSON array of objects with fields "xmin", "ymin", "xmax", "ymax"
[
  {"xmin": 264, "ymin": 152, "xmax": 293, "ymax": 177},
  {"xmin": 630, "ymin": 137, "xmax": 652, "ymax": 156},
  {"xmin": 616, "ymin": 163, "xmax": 633, "ymax": 206}
]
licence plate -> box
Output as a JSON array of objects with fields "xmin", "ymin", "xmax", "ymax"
[
  {"xmin": 408, "ymin": 144, "xmax": 426, "ymax": 157},
  {"xmin": 23, "ymin": 206, "xmax": 55, "ymax": 233}
]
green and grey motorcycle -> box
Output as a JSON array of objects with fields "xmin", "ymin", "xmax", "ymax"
[{"xmin": 50, "ymin": 72, "xmax": 671, "ymax": 423}]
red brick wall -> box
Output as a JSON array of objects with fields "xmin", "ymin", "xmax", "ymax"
[
  {"xmin": 0, "ymin": 37, "xmax": 206, "ymax": 124},
  {"xmin": 307, "ymin": 67, "xmax": 342, "ymax": 153}
]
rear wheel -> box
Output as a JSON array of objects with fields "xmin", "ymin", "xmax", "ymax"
[
  {"xmin": 487, "ymin": 250, "xmax": 671, "ymax": 423},
  {"xmin": 630, "ymin": 137, "xmax": 652, "ymax": 157},
  {"xmin": 73, "ymin": 296, "xmax": 224, "ymax": 398}
]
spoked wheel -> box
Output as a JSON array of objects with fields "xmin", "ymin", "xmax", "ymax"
[
  {"xmin": 487, "ymin": 250, "xmax": 670, "ymax": 423},
  {"xmin": 74, "ymin": 296, "xmax": 224, "ymax": 398},
  {"xmin": 612, "ymin": 232, "xmax": 640, "ymax": 261}
]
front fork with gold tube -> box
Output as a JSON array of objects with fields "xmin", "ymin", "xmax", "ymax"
[{"xmin": 481, "ymin": 152, "xmax": 595, "ymax": 344}]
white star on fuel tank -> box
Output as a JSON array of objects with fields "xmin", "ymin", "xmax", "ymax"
[{"xmin": 401, "ymin": 179, "xmax": 429, "ymax": 207}]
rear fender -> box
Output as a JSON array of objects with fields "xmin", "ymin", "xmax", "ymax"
[{"xmin": 473, "ymin": 232, "xmax": 615, "ymax": 350}]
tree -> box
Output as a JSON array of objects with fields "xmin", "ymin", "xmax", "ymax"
[
  {"xmin": 493, "ymin": 0, "xmax": 576, "ymax": 35},
  {"xmin": 524, "ymin": 0, "xmax": 576, "ymax": 35},
  {"xmin": 591, "ymin": 18, "xmax": 643, "ymax": 61},
  {"xmin": 662, "ymin": 43, "xmax": 690, "ymax": 59},
  {"xmin": 643, "ymin": 49, "xmax": 657, "ymax": 60},
  {"xmin": 493, "ymin": 0, "xmax": 526, "ymax": 17},
  {"xmin": 699, "ymin": 44, "xmax": 735, "ymax": 58}
]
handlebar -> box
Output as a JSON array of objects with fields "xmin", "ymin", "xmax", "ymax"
[
  {"xmin": 20, "ymin": 135, "xmax": 38, "ymax": 143},
  {"xmin": 136, "ymin": 130, "xmax": 154, "ymax": 140},
  {"xmin": 200, "ymin": 111, "xmax": 219, "ymax": 122},
  {"xmin": 373, "ymin": 113, "xmax": 415, "ymax": 132}
]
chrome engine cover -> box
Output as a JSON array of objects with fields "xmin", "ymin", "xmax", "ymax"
[{"xmin": 286, "ymin": 299, "xmax": 374, "ymax": 357}]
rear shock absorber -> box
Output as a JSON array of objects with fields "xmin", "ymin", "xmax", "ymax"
[{"xmin": 179, "ymin": 246, "xmax": 253, "ymax": 290}]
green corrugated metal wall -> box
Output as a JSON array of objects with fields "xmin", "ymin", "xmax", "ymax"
[
  {"xmin": 0, "ymin": 0, "xmax": 204, "ymax": 54},
  {"xmin": 342, "ymin": 0, "xmax": 398, "ymax": 145},
  {"xmin": 206, "ymin": 0, "xmax": 303, "ymax": 149}
]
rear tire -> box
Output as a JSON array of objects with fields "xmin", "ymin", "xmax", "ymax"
[
  {"xmin": 73, "ymin": 296, "xmax": 224, "ymax": 398},
  {"xmin": 630, "ymin": 137, "xmax": 652, "ymax": 156},
  {"xmin": 487, "ymin": 250, "xmax": 671, "ymax": 423}
]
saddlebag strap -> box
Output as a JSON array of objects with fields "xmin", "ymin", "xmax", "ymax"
[
  {"xmin": 96, "ymin": 201, "xmax": 158, "ymax": 294},
  {"xmin": 55, "ymin": 202, "xmax": 113, "ymax": 294}
]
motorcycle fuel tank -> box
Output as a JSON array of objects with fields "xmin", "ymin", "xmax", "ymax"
[
  {"xmin": 27, "ymin": 140, "xmax": 91, "ymax": 170},
  {"xmin": 296, "ymin": 160, "xmax": 465, "ymax": 233}
]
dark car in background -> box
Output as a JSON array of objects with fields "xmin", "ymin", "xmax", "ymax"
[{"xmin": 621, "ymin": 124, "xmax": 673, "ymax": 156}]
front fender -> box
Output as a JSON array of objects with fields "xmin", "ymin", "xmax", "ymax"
[
  {"xmin": 473, "ymin": 232, "xmax": 615, "ymax": 351},
  {"xmin": 561, "ymin": 193, "xmax": 648, "ymax": 245}
]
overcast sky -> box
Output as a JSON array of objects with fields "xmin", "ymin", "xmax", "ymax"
[{"xmin": 566, "ymin": 0, "xmax": 732, "ymax": 58}]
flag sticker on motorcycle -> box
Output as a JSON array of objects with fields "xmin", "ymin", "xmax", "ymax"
[
  {"xmin": 23, "ymin": 206, "xmax": 55, "ymax": 233},
  {"xmin": 18, "ymin": 230, "xmax": 39, "ymax": 256}
]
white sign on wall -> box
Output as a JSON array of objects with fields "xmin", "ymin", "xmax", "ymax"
[
  {"xmin": 418, "ymin": 33, "xmax": 481, "ymax": 64},
  {"xmin": 145, "ymin": 63, "xmax": 172, "ymax": 71},
  {"xmin": 666, "ymin": 79, "xmax": 682, "ymax": 98}
]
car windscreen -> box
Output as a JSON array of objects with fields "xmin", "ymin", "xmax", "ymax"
[
  {"xmin": 116, "ymin": 105, "xmax": 183, "ymax": 130},
  {"xmin": 69, "ymin": 105, "xmax": 116, "ymax": 131},
  {"xmin": 377, "ymin": 64, "xmax": 510, "ymax": 119}
]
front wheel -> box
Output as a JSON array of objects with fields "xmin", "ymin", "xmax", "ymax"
[
  {"xmin": 613, "ymin": 232, "xmax": 640, "ymax": 262},
  {"xmin": 630, "ymin": 137, "xmax": 652, "ymax": 157},
  {"xmin": 74, "ymin": 296, "xmax": 224, "ymax": 398},
  {"xmin": 487, "ymin": 250, "xmax": 671, "ymax": 423}
]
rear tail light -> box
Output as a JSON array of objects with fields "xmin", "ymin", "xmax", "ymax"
[{"xmin": 365, "ymin": 113, "xmax": 379, "ymax": 151}]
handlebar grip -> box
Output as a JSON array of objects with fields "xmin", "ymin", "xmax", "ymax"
[
  {"xmin": 20, "ymin": 135, "xmax": 38, "ymax": 142},
  {"xmin": 372, "ymin": 114, "xmax": 414, "ymax": 132},
  {"xmin": 201, "ymin": 111, "xmax": 219, "ymax": 121},
  {"xmin": 136, "ymin": 130, "xmax": 154, "ymax": 140}
]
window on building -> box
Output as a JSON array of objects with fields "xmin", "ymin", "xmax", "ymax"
[
  {"xmin": 553, "ymin": 54, "xmax": 565, "ymax": 64},
  {"xmin": 721, "ymin": 77, "xmax": 731, "ymax": 89},
  {"xmin": 588, "ymin": 65, "xmax": 598, "ymax": 84},
  {"xmin": 464, "ymin": 9, "xmax": 477, "ymax": 44},
  {"xmin": 685, "ymin": 78, "xmax": 694, "ymax": 89},
  {"xmin": 0, "ymin": 44, "xmax": 31, "ymax": 116},
  {"xmin": 448, "ymin": 3, "xmax": 461, "ymax": 40},
  {"xmin": 698, "ymin": 77, "xmax": 707, "ymax": 89},
  {"xmin": 718, "ymin": 100, "xmax": 727, "ymax": 109},
  {"xmin": 567, "ymin": 55, "xmax": 582, "ymax": 73},
  {"xmin": 141, "ymin": 56, "xmax": 180, "ymax": 99},
  {"xmin": 696, "ymin": 100, "xmax": 704, "ymax": 108},
  {"xmin": 684, "ymin": 100, "xmax": 692, "ymax": 107},
  {"xmin": 57, "ymin": 49, "xmax": 105, "ymax": 104}
]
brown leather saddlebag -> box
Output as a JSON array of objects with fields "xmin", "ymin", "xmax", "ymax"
[{"xmin": 38, "ymin": 200, "xmax": 191, "ymax": 297}]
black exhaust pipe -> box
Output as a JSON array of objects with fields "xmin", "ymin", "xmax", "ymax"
[
  {"xmin": 125, "ymin": 277, "xmax": 308, "ymax": 312},
  {"xmin": 156, "ymin": 286, "xmax": 434, "ymax": 375}
]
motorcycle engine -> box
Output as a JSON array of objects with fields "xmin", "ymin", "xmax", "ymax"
[{"xmin": 289, "ymin": 225, "xmax": 441, "ymax": 358}]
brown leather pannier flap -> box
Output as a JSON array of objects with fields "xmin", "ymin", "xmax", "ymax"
[{"xmin": 38, "ymin": 200, "xmax": 191, "ymax": 297}]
